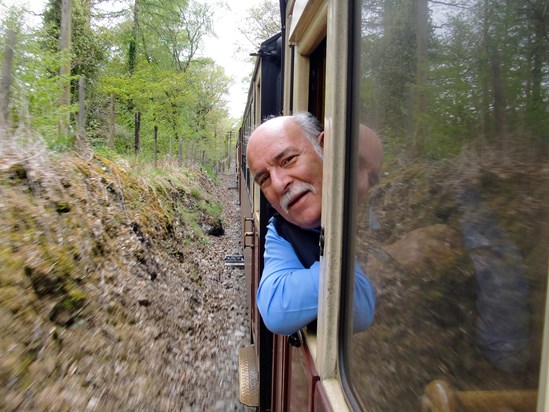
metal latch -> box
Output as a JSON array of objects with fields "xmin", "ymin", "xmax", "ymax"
[
  {"xmin": 319, "ymin": 226, "xmax": 325, "ymax": 256},
  {"xmin": 288, "ymin": 331, "xmax": 302, "ymax": 348}
]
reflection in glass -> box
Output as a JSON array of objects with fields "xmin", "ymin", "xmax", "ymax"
[{"xmin": 347, "ymin": 0, "xmax": 549, "ymax": 410}]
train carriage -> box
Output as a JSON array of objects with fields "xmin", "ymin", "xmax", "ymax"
[{"xmin": 238, "ymin": 0, "xmax": 549, "ymax": 411}]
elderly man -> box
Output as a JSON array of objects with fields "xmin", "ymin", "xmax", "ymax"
[{"xmin": 246, "ymin": 112, "xmax": 379, "ymax": 336}]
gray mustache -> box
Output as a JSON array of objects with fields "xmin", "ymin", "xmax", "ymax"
[{"xmin": 280, "ymin": 182, "xmax": 316, "ymax": 213}]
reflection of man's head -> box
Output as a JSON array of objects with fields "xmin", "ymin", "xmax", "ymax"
[{"xmin": 358, "ymin": 124, "xmax": 383, "ymax": 201}]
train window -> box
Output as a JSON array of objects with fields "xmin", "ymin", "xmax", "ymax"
[
  {"xmin": 343, "ymin": 0, "xmax": 549, "ymax": 410},
  {"xmin": 308, "ymin": 39, "xmax": 326, "ymax": 120}
]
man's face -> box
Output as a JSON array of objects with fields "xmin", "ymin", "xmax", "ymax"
[{"xmin": 247, "ymin": 118, "xmax": 323, "ymax": 229}]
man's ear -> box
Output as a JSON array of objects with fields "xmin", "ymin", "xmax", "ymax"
[{"xmin": 318, "ymin": 131, "xmax": 325, "ymax": 149}]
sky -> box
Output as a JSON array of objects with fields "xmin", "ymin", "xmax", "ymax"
[
  {"xmin": 201, "ymin": 0, "xmax": 258, "ymax": 119},
  {"xmin": 0, "ymin": 0, "xmax": 261, "ymax": 119}
]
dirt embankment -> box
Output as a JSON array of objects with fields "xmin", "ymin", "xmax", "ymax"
[{"xmin": 0, "ymin": 142, "xmax": 250, "ymax": 411}]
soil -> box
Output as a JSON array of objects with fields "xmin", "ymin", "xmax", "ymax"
[{"xmin": 0, "ymin": 144, "xmax": 252, "ymax": 411}]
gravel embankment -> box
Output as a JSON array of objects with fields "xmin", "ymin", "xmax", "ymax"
[
  {"xmin": 188, "ymin": 172, "xmax": 251, "ymax": 411},
  {"xmin": 1, "ymin": 166, "xmax": 253, "ymax": 411}
]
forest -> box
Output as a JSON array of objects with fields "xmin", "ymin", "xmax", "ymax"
[{"xmin": 0, "ymin": 0, "xmax": 240, "ymax": 170}]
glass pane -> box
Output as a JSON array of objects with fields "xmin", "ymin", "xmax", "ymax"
[{"xmin": 347, "ymin": 0, "xmax": 549, "ymax": 410}]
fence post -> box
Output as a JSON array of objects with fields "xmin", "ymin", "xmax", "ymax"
[
  {"xmin": 154, "ymin": 125, "xmax": 158, "ymax": 167},
  {"xmin": 134, "ymin": 111, "xmax": 141, "ymax": 155},
  {"xmin": 178, "ymin": 136, "xmax": 183, "ymax": 167},
  {"xmin": 108, "ymin": 95, "xmax": 115, "ymax": 149}
]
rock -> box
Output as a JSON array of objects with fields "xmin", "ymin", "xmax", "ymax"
[
  {"xmin": 138, "ymin": 297, "xmax": 151, "ymax": 306},
  {"xmin": 204, "ymin": 218, "xmax": 225, "ymax": 236}
]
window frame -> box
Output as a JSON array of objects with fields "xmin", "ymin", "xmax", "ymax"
[{"xmin": 332, "ymin": 0, "xmax": 362, "ymax": 408}]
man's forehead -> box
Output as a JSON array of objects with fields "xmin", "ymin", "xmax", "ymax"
[
  {"xmin": 247, "ymin": 137, "xmax": 288, "ymax": 174},
  {"xmin": 250, "ymin": 119, "xmax": 307, "ymax": 147},
  {"xmin": 251, "ymin": 118, "xmax": 288, "ymax": 140}
]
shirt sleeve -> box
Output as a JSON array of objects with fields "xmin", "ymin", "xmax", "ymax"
[
  {"xmin": 257, "ymin": 219, "xmax": 376, "ymax": 336},
  {"xmin": 256, "ymin": 220, "xmax": 320, "ymax": 336}
]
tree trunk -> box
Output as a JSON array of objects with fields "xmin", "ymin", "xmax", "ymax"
[
  {"xmin": 78, "ymin": 76, "xmax": 85, "ymax": 135},
  {"xmin": 129, "ymin": 0, "xmax": 138, "ymax": 75},
  {"xmin": 414, "ymin": 0, "xmax": 429, "ymax": 151},
  {"xmin": 1, "ymin": 28, "xmax": 16, "ymax": 129},
  {"xmin": 525, "ymin": 2, "xmax": 546, "ymax": 137},
  {"xmin": 490, "ymin": 47, "xmax": 507, "ymax": 141},
  {"xmin": 480, "ymin": 0, "xmax": 508, "ymax": 142},
  {"xmin": 58, "ymin": 0, "xmax": 72, "ymax": 138}
]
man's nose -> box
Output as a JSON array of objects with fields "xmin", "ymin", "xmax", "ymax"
[{"xmin": 270, "ymin": 168, "xmax": 292, "ymax": 193}]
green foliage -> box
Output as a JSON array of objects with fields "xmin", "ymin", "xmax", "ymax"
[
  {"xmin": 1, "ymin": 0, "xmax": 233, "ymax": 163},
  {"xmin": 83, "ymin": 0, "xmax": 232, "ymax": 165},
  {"xmin": 238, "ymin": 0, "xmax": 280, "ymax": 54},
  {"xmin": 134, "ymin": 0, "xmax": 215, "ymax": 73},
  {"xmin": 60, "ymin": 288, "xmax": 86, "ymax": 311},
  {"xmin": 96, "ymin": 54, "xmax": 231, "ymax": 163},
  {"xmin": 43, "ymin": 0, "xmax": 106, "ymax": 82},
  {"xmin": 3, "ymin": 23, "xmax": 79, "ymax": 143},
  {"xmin": 47, "ymin": 130, "xmax": 75, "ymax": 151},
  {"xmin": 202, "ymin": 199, "xmax": 222, "ymax": 219},
  {"xmin": 190, "ymin": 187, "xmax": 201, "ymax": 200}
]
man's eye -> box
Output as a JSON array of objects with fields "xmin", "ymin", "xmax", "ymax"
[
  {"xmin": 282, "ymin": 155, "xmax": 297, "ymax": 166},
  {"xmin": 259, "ymin": 176, "xmax": 270, "ymax": 187}
]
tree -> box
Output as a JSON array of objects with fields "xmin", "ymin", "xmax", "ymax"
[
  {"xmin": 42, "ymin": 0, "xmax": 106, "ymax": 140},
  {"xmin": 413, "ymin": 0, "xmax": 429, "ymax": 150},
  {"xmin": 237, "ymin": 0, "xmax": 280, "ymax": 54},
  {"xmin": 1, "ymin": 0, "xmax": 233, "ymax": 161},
  {"xmin": 43, "ymin": 0, "xmax": 106, "ymax": 84},
  {"xmin": 376, "ymin": 0, "xmax": 418, "ymax": 135},
  {"xmin": 125, "ymin": 0, "xmax": 215, "ymax": 73},
  {"xmin": 1, "ymin": 25, "xmax": 16, "ymax": 128},
  {"xmin": 520, "ymin": 0, "xmax": 549, "ymax": 138},
  {"xmin": 58, "ymin": 0, "xmax": 72, "ymax": 137}
]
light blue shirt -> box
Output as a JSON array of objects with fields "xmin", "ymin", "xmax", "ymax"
[{"xmin": 256, "ymin": 219, "xmax": 376, "ymax": 336}]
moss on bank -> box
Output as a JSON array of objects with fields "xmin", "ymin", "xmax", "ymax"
[{"xmin": 0, "ymin": 148, "xmax": 223, "ymax": 405}]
